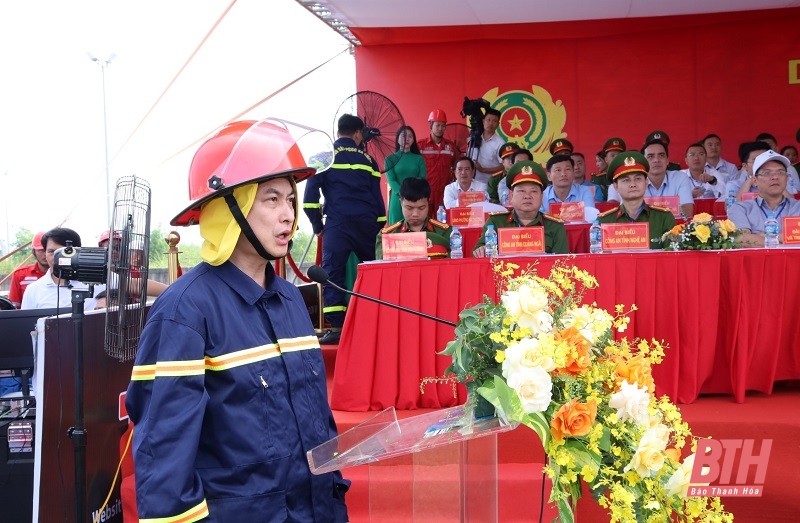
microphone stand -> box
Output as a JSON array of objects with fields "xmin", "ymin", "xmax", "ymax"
[{"xmin": 322, "ymin": 278, "xmax": 456, "ymax": 327}]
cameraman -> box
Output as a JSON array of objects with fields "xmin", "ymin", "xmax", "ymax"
[{"xmin": 470, "ymin": 107, "xmax": 504, "ymax": 184}]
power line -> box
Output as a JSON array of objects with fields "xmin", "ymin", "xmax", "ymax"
[
  {"xmin": 156, "ymin": 46, "xmax": 350, "ymax": 168},
  {"xmin": 109, "ymin": 0, "xmax": 239, "ymax": 166}
]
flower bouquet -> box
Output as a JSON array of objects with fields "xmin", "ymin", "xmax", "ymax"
[
  {"xmin": 440, "ymin": 261, "xmax": 733, "ymax": 523},
  {"xmin": 660, "ymin": 213, "xmax": 741, "ymax": 250}
]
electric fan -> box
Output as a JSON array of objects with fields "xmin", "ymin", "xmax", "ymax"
[
  {"xmin": 444, "ymin": 122, "xmax": 470, "ymax": 157},
  {"xmin": 104, "ymin": 175, "xmax": 152, "ymax": 362},
  {"xmin": 333, "ymin": 90, "xmax": 404, "ymax": 172}
]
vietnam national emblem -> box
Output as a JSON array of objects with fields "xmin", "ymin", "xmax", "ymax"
[{"xmin": 481, "ymin": 86, "xmax": 567, "ymax": 164}]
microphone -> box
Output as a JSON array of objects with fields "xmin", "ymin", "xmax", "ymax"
[{"xmin": 307, "ymin": 265, "xmax": 456, "ymax": 327}]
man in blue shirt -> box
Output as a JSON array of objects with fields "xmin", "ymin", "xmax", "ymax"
[
  {"xmin": 729, "ymin": 150, "xmax": 800, "ymax": 247},
  {"xmin": 128, "ymin": 119, "xmax": 349, "ymax": 522},
  {"xmin": 541, "ymin": 154, "xmax": 596, "ymax": 215}
]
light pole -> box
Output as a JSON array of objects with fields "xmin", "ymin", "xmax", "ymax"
[
  {"xmin": 88, "ymin": 52, "xmax": 116, "ymax": 226},
  {"xmin": 2, "ymin": 171, "xmax": 9, "ymax": 255}
]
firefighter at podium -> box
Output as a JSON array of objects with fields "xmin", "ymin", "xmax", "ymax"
[{"xmin": 126, "ymin": 119, "xmax": 350, "ymax": 522}]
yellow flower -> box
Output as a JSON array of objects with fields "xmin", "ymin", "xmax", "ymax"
[
  {"xmin": 718, "ymin": 219, "xmax": 737, "ymax": 233},
  {"xmin": 693, "ymin": 224, "xmax": 711, "ymax": 243},
  {"xmin": 495, "ymin": 349, "xmax": 505, "ymax": 363},
  {"xmin": 691, "ymin": 212, "xmax": 714, "ymax": 224}
]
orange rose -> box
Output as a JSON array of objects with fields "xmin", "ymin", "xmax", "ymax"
[
  {"xmin": 615, "ymin": 354, "xmax": 655, "ymax": 393},
  {"xmin": 665, "ymin": 447, "xmax": 682, "ymax": 463},
  {"xmin": 550, "ymin": 398, "xmax": 597, "ymax": 441},
  {"xmin": 555, "ymin": 327, "xmax": 592, "ymax": 376}
]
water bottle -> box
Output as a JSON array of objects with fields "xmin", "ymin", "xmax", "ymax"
[
  {"xmin": 726, "ymin": 190, "xmax": 736, "ymax": 210},
  {"xmin": 499, "ymin": 183, "xmax": 509, "ymax": 207},
  {"xmin": 485, "ymin": 224, "xmax": 498, "ymax": 258},
  {"xmin": 436, "ymin": 205, "xmax": 447, "ymax": 223},
  {"xmin": 764, "ymin": 212, "xmax": 779, "ymax": 249},
  {"xmin": 450, "ymin": 227, "xmax": 463, "ymax": 259},
  {"xmin": 590, "ymin": 220, "xmax": 603, "ymax": 253}
]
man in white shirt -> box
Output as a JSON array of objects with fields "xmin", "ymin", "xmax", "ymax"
[
  {"xmin": 469, "ymin": 108, "xmax": 504, "ymax": 184},
  {"xmin": 21, "ymin": 227, "xmax": 103, "ymax": 310},
  {"xmin": 702, "ymin": 134, "xmax": 739, "ymax": 183},
  {"xmin": 443, "ymin": 157, "xmax": 488, "ymax": 208},
  {"xmin": 608, "ymin": 140, "xmax": 694, "ymax": 217},
  {"xmin": 682, "ymin": 143, "xmax": 725, "ymax": 199}
]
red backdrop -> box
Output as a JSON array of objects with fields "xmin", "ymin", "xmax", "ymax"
[{"xmin": 352, "ymin": 7, "xmax": 800, "ymax": 167}]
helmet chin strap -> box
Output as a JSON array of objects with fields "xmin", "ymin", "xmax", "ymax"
[{"xmin": 223, "ymin": 193, "xmax": 278, "ymax": 262}]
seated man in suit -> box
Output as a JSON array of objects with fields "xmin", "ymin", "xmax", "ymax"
[
  {"xmin": 728, "ymin": 150, "xmax": 800, "ymax": 246},
  {"xmin": 473, "ymin": 161, "xmax": 568, "ymax": 256},
  {"xmin": 598, "ymin": 151, "xmax": 676, "ymax": 249},
  {"xmin": 376, "ymin": 177, "xmax": 452, "ymax": 259}
]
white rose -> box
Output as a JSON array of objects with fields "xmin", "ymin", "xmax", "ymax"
[
  {"xmin": 666, "ymin": 454, "xmax": 696, "ymax": 498},
  {"xmin": 501, "ymin": 283, "xmax": 553, "ymax": 335},
  {"xmin": 608, "ymin": 380, "xmax": 651, "ymax": 425},
  {"xmin": 560, "ymin": 306, "xmax": 613, "ymax": 345},
  {"xmin": 641, "ymin": 423, "xmax": 671, "ymax": 451},
  {"xmin": 625, "ymin": 445, "xmax": 665, "ymax": 478},
  {"xmin": 624, "ymin": 422, "xmax": 671, "ymax": 478},
  {"xmin": 503, "ymin": 337, "xmax": 556, "ymax": 377},
  {"xmin": 506, "ymin": 366, "xmax": 552, "ymax": 414}
]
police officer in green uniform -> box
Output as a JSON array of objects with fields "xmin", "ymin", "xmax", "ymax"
[
  {"xmin": 473, "ymin": 161, "xmax": 568, "ymax": 256},
  {"xmin": 549, "ymin": 138, "xmax": 573, "ymax": 157},
  {"xmin": 591, "ymin": 137, "xmax": 626, "ymax": 201},
  {"xmin": 487, "ymin": 142, "xmax": 520, "ymax": 204},
  {"xmin": 645, "ymin": 130, "xmax": 681, "ymax": 171},
  {"xmin": 597, "ymin": 151, "xmax": 676, "ymax": 249},
  {"xmin": 376, "ymin": 177, "xmax": 452, "ymax": 259}
]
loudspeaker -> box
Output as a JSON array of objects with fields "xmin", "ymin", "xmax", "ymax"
[{"xmin": 0, "ymin": 417, "xmax": 34, "ymax": 522}]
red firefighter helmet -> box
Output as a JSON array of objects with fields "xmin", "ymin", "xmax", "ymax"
[
  {"xmin": 428, "ymin": 109, "xmax": 447, "ymax": 123},
  {"xmin": 171, "ymin": 119, "xmax": 332, "ymax": 226}
]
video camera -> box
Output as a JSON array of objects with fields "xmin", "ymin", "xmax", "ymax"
[{"xmin": 460, "ymin": 96, "xmax": 492, "ymax": 149}]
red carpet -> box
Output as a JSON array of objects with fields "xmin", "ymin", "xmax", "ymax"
[{"xmin": 325, "ymin": 341, "xmax": 800, "ymax": 523}]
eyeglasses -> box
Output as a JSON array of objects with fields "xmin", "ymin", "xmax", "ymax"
[{"xmin": 756, "ymin": 170, "xmax": 787, "ymax": 178}]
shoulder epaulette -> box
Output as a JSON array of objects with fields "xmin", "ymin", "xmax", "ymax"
[
  {"xmin": 648, "ymin": 205, "xmax": 671, "ymax": 213},
  {"xmin": 598, "ymin": 206, "xmax": 619, "ymax": 218},
  {"xmin": 429, "ymin": 219, "xmax": 450, "ymax": 230},
  {"xmin": 489, "ymin": 210, "xmax": 511, "ymax": 216},
  {"xmin": 381, "ymin": 222, "xmax": 402, "ymax": 234},
  {"xmin": 490, "ymin": 170, "xmax": 505, "ymax": 178},
  {"xmin": 543, "ymin": 213, "xmax": 564, "ymax": 223}
]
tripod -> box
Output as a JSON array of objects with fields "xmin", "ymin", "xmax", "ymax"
[{"xmin": 67, "ymin": 286, "xmax": 93, "ymax": 523}]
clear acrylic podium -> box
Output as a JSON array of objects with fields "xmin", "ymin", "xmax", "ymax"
[{"xmin": 308, "ymin": 405, "xmax": 518, "ymax": 522}]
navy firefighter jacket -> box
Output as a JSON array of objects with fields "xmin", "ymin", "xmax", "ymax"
[
  {"xmin": 303, "ymin": 137, "xmax": 386, "ymax": 234},
  {"xmin": 126, "ymin": 261, "xmax": 349, "ymax": 522}
]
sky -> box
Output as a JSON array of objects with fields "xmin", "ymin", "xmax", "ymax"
[{"xmin": 0, "ymin": 0, "xmax": 355, "ymax": 253}]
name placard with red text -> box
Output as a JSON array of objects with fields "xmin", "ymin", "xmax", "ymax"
[
  {"xmin": 783, "ymin": 216, "xmax": 800, "ymax": 244},
  {"xmin": 601, "ymin": 223, "xmax": 650, "ymax": 250},
  {"xmin": 458, "ymin": 191, "xmax": 486, "ymax": 207},
  {"xmin": 644, "ymin": 196, "xmax": 681, "ymax": 217},
  {"xmin": 450, "ymin": 207, "xmax": 486, "ymax": 227},
  {"xmin": 382, "ymin": 232, "xmax": 428, "ymax": 260},
  {"xmin": 549, "ymin": 201, "xmax": 586, "ymax": 223},
  {"xmin": 497, "ymin": 227, "xmax": 545, "ymax": 254}
]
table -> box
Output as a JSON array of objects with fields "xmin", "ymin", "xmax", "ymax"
[
  {"xmin": 330, "ymin": 249, "xmax": 800, "ymax": 411},
  {"xmin": 459, "ymin": 222, "xmax": 591, "ymax": 256}
]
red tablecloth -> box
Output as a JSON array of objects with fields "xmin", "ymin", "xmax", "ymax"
[
  {"xmin": 460, "ymin": 222, "xmax": 590, "ymax": 256},
  {"xmin": 330, "ymin": 249, "xmax": 800, "ymax": 411}
]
